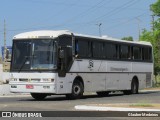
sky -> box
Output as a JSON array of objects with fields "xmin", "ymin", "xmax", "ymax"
[{"xmin": 0, "ymin": 0, "xmax": 157, "ymax": 55}]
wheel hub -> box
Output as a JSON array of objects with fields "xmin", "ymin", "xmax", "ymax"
[{"xmin": 73, "ymin": 85, "xmax": 80, "ymax": 95}]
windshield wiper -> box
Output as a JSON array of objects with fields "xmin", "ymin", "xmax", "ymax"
[{"xmin": 18, "ymin": 56, "xmax": 29, "ymax": 73}]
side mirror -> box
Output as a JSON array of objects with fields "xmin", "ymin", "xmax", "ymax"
[{"xmin": 59, "ymin": 49, "xmax": 65, "ymax": 59}]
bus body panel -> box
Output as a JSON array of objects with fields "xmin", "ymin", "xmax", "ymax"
[
  {"xmin": 10, "ymin": 60, "xmax": 153, "ymax": 94},
  {"xmin": 10, "ymin": 73, "xmax": 57, "ymax": 93},
  {"xmin": 9, "ymin": 30, "xmax": 153, "ymax": 98}
]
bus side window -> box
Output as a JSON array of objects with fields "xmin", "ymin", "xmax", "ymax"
[
  {"xmin": 142, "ymin": 47, "xmax": 152, "ymax": 61},
  {"xmin": 92, "ymin": 41, "xmax": 104, "ymax": 59},
  {"xmin": 75, "ymin": 40, "xmax": 79, "ymax": 57},
  {"xmin": 75, "ymin": 39, "xmax": 90, "ymax": 58},
  {"xmin": 133, "ymin": 46, "xmax": 142, "ymax": 60},
  {"xmin": 120, "ymin": 45, "xmax": 129, "ymax": 60}
]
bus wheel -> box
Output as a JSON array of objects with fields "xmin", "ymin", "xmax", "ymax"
[
  {"xmin": 123, "ymin": 90, "xmax": 131, "ymax": 95},
  {"xmin": 66, "ymin": 80, "xmax": 84, "ymax": 100},
  {"xmin": 123, "ymin": 78, "xmax": 139, "ymax": 95},
  {"xmin": 30, "ymin": 93, "xmax": 47, "ymax": 100},
  {"xmin": 131, "ymin": 79, "xmax": 139, "ymax": 94},
  {"xmin": 97, "ymin": 91, "xmax": 109, "ymax": 97}
]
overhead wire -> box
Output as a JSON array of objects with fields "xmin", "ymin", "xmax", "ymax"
[
  {"xmin": 9, "ymin": 0, "xmax": 80, "ymax": 31},
  {"xmin": 2, "ymin": 0, "xmax": 144, "ymax": 34},
  {"xmin": 102, "ymin": 12, "xmax": 148, "ymax": 33},
  {"xmin": 64, "ymin": 0, "xmax": 140, "ymax": 30},
  {"xmin": 5, "ymin": 0, "xmax": 107, "ymax": 32},
  {"xmin": 86, "ymin": 0, "xmax": 139, "ymax": 23}
]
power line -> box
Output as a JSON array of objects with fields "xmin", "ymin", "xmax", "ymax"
[
  {"xmin": 17, "ymin": 0, "xmax": 80, "ymax": 29},
  {"xmin": 69, "ymin": 0, "xmax": 139, "ymax": 28},
  {"xmin": 103, "ymin": 12, "xmax": 147, "ymax": 32},
  {"xmin": 59, "ymin": 0, "xmax": 107, "ymax": 24},
  {"xmin": 4, "ymin": 0, "xmax": 107, "ymax": 32},
  {"xmin": 88, "ymin": 0, "xmax": 139, "ymax": 23},
  {"xmin": 0, "ymin": 0, "xmax": 145, "ymax": 34}
]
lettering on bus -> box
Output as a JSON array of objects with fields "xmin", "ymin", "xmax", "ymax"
[
  {"xmin": 88, "ymin": 60, "xmax": 94, "ymax": 68},
  {"xmin": 110, "ymin": 67, "xmax": 128, "ymax": 72}
]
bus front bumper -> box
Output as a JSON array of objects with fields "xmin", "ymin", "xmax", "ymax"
[{"xmin": 9, "ymin": 82, "xmax": 56, "ymax": 94}]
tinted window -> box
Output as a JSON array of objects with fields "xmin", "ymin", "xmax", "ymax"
[
  {"xmin": 120, "ymin": 45, "xmax": 130, "ymax": 59},
  {"xmin": 133, "ymin": 46, "xmax": 141, "ymax": 60},
  {"xmin": 92, "ymin": 41, "xmax": 104, "ymax": 58},
  {"xmin": 76, "ymin": 39, "xmax": 91, "ymax": 58},
  {"xmin": 11, "ymin": 40, "xmax": 31, "ymax": 70},
  {"xmin": 105, "ymin": 43, "xmax": 119, "ymax": 59},
  {"xmin": 59, "ymin": 36, "xmax": 72, "ymax": 46},
  {"xmin": 142, "ymin": 47, "xmax": 152, "ymax": 61}
]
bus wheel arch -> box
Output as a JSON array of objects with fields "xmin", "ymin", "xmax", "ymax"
[
  {"xmin": 74, "ymin": 76, "xmax": 84, "ymax": 89},
  {"xmin": 123, "ymin": 76, "xmax": 139, "ymax": 95},
  {"xmin": 131, "ymin": 76, "xmax": 139, "ymax": 94},
  {"xmin": 66, "ymin": 76, "xmax": 84, "ymax": 99}
]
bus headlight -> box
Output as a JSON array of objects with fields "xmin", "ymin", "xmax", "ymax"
[
  {"xmin": 10, "ymin": 78, "xmax": 18, "ymax": 81},
  {"xmin": 42, "ymin": 79, "xmax": 54, "ymax": 82}
]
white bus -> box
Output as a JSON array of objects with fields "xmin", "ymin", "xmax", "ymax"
[{"xmin": 9, "ymin": 30, "xmax": 153, "ymax": 100}]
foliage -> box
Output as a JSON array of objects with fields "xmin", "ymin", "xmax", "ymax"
[
  {"xmin": 140, "ymin": 0, "xmax": 160, "ymax": 79},
  {"xmin": 141, "ymin": 30, "xmax": 160, "ymax": 76},
  {"xmin": 121, "ymin": 36, "xmax": 133, "ymax": 41},
  {"xmin": 150, "ymin": 0, "xmax": 160, "ymax": 17}
]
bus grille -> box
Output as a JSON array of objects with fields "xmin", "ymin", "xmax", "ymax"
[
  {"xmin": 19, "ymin": 78, "xmax": 41, "ymax": 82},
  {"xmin": 146, "ymin": 73, "xmax": 151, "ymax": 87}
]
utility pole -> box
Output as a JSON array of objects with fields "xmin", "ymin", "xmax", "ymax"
[
  {"xmin": 96, "ymin": 23, "xmax": 102, "ymax": 37},
  {"xmin": 136, "ymin": 18, "xmax": 141, "ymax": 40},
  {"xmin": 3, "ymin": 19, "xmax": 9, "ymax": 72},
  {"xmin": 4, "ymin": 19, "xmax": 6, "ymax": 63}
]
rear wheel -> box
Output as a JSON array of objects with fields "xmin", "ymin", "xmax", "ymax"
[
  {"xmin": 123, "ymin": 78, "xmax": 139, "ymax": 95},
  {"xmin": 30, "ymin": 93, "xmax": 47, "ymax": 100},
  {"xmin": 131, "ymin": 79, "xmax": 139, "ymax": 94},
  {"xmin": 66, "ymin": 80, "xmax": 84, "ymax": 100},
  {"xmin": 97, "ymin": 91, "xmax": 109, "ymax": 97}
]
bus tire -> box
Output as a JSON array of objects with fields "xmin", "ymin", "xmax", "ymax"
[
  {"xmin": 66, "ymin": 80, "xmax": 84, "ymax": 100},
  {"xmin": 30, "ymin": 93, "xmax": 47, "ymax": 100},
  {"xmin": 124, "ymin": 78, "xmax": 139, "ymax": 95},
  {"xmin": 131, "ymin": 78, "xmax": 139, "ymax": 94},
  {"xmin": 123, "ymin": 90, "xmax": 131, "ymax": 95},
  {"xmin": 97, "ymin": 91, "xmax": 109, "ymax": 97}
]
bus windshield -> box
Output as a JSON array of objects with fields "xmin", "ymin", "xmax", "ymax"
[{"xmin": 11, "ymin": 39, "xmax": 57, "ymax": 71}]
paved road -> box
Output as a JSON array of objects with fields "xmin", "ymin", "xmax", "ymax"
[
  {"xmin": 0, "ymin": 91, "xmax": 160, "ymax": 119},
  {"xmin": 0, "ymin": 90, "xmax": 159, "ymax": 111}
]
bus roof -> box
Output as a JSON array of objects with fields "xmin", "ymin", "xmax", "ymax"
[
  {"xmin": 13, "ymin": 30, "xmax": 71, "ymax": 39},
  {"xmin": 13, "ymin": 30, "xmax": 152, "ymax": 46}
]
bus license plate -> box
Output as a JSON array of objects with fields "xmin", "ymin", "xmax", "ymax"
[{"xmin": 26, "ymin": 85, "xmax": 34, "ymax": 89}]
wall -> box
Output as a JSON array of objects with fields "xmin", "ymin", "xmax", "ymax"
[{"xmin": 0, "ymin": 64, "xmax": 10, "ymax": 84}]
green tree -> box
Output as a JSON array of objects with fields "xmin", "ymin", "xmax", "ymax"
[
  {"xmin": 140, "ymin": 0, "xmax": 160, "ymax": 85},
  {"xmin": 121, "ymin": 36, "xmax": 133, "ymax": 41},
  {"xmin": 150, "ymin": 0, "xmax": 160, "ymax": 17}
]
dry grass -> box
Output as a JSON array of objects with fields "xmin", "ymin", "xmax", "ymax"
[{"xmin": 89, "ymin": 103, "xmax": 160, "ymax": 109}]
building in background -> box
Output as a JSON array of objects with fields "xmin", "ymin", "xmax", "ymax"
[
  {"xmin": 1, "ymin": 46, "xmax": 12, "ymax": 73},
  {"xmin": 1, "ymin": 46, "xmax": 12, "ymax": 62}
]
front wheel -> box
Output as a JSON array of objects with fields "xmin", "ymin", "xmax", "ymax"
[
  {"xmin": 66, "ymin": 81, "xmax": 84, "ymax": 100},
  {"xmin": 31, "ymin": 93, "xmax": 47, "ymax": 100}
]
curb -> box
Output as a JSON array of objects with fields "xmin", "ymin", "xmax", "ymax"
[
  {"xmin": 140, "ymin": 89, "xmax": 160, "ymax": 92},
  {"xmin": 75, "ymin": 105, "xmax": 160, "ymax": 111},
  {"xmin": 0, "ymin": 94, "xmax": 30, "ymax": 98}
]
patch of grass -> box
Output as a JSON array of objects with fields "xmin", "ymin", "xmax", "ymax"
[
  {"xmin": 130, "ymin": 100, "xmax": 154, "ymax": 108},
  {"xmin": 130, "ymin": 103, "xmax": 153, "ymax": 108}
]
